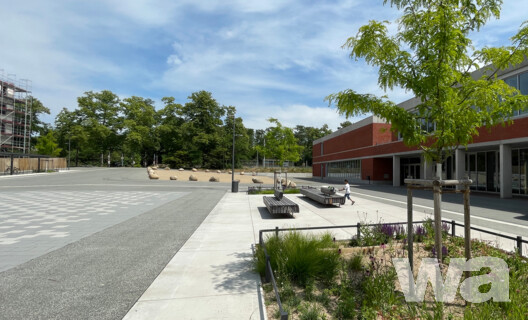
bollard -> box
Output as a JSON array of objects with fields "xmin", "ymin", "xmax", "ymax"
[
  {"xmin": 356, "ymin": 222, "xmax": 360, "ymax": 241},
  {"xmin": 451, "ymin": 220, "xmax": 456, "ymax": 237},
  {"xmin": 275, "ymin": 226, "xmax": 279, "ymax": 238},
  {"xmin": 517, "ymin": 236, "xmax": 523, "ymax": 256}
]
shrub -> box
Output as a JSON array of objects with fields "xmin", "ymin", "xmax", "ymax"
[{"xmin": 255, "ymin": 231, "xmax": 340, "ymax": 286}]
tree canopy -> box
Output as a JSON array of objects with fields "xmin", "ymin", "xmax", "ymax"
[
  {"xmin": 258, "ymin": 118, "xmax": 303, "ymax": 167},
  {"xmin": 327, "ymin": 0, "xmax": 528, "ymax": 163}
]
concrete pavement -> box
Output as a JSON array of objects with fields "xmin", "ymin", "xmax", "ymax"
[{"xmin": 125, "ymin": 183, "xmax": 528, "ymax": 319}]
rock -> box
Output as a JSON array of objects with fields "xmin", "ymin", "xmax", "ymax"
[
  {"xmin": 288, "ymin": 181, "xmax": 297, "ymax": 188},
  {"xmin": 281, "ymin": 178, "xmax": 287, "ymax": 185},
  {"xmin": 149, "ymin": 172, "xmax": 159, "ymax": 180},
  {"xmin": 205, "ymin": 169, "xmax": 210, "ymax": 172},
  {"xmin": 152, "ymin": 166, "xmax": 158, "ymax": 170},
  {"xmin": 240, "ymin": 172, "xmax": 245, "ymax": 175},
  {"xmin": 189, "ymin": 174, "xmax": 198, "ymax": 181},
  {"xmin": 228, "ymin": 171, "xmax": 232, "ymax": 174},
  {"xmin": 170, "ymin": 176, "xmax": 178, "ymax": 180},
  {"xmin": 217, "ymin": 170, "xmax": 222, "ymax": 173},
  {"xmin": 192, "ymin": 168, "xmax": 197, "ymax": 172},
  {"xmin": 179, "ymin": 168, "xmax": 184, "ymax": 171},
  {"xmin": 252, "ymin": 178, "xmax": 263, "ymax": 184},
  {"xmin": 164, "ymin": 167, "xmax": 170, "ymax": 170},
  {"xmin": 252, "ymin": 172, "xmax": 256, "ymax": 176},
  {"xmin": 209, "ymin": 176, "xmax": 219, "ymax": 182}
]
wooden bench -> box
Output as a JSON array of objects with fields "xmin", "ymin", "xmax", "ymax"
[
  {"xmin": 300, "ymin": 186, "xmax": 346, "ymax": 207},
  {"xmin": 263, "ymin": 189, "xmax": 299, "ymax": 216}
]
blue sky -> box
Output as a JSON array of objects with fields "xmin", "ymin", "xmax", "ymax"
[{"xmin": 1, "ymin": 0, "xmax": 527, "ymax": 130}]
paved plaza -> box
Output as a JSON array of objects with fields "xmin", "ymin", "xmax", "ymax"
[{"xmin": 1, "ymin": 168, "xmax": 528, "ymax": 319}]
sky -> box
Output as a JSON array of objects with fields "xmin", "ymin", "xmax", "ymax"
[{"xmin": 1, "ymin": 0, "xmax": 527, "ymax": 131}]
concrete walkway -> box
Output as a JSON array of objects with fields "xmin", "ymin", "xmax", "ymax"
[{"xmin": 124, "ymin": 189, "xmax": 528, "ymax": 319}]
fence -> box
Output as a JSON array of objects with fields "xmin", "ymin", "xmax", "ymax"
[
  {"xmin": 258, "ymin": 220, "xmax": 528, "ymax": 319},
  {"xmin": 0, "ymin": 153, "xmax": 67, "ymax": 175}
]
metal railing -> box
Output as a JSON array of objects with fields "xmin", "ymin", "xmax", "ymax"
[{"xmin": 258, "ymin": 219, "xmax": 528, "ymax": 319}]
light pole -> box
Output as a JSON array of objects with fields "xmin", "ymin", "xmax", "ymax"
[
  {"xmin": 68, "ymin": 136, "xmax": 71, "ymax": 170},
  {"xmin": 231, "ymin": 113, "xmax": 236, "ymax": 192}
]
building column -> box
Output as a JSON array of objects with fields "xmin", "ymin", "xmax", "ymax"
[
  {"xmin": 393, "ymin": 155, "xmax": 400, "ymax": 187},
  {"xmin": 500, "ymin": 144, "xmax": 512, "ymax": 199}
]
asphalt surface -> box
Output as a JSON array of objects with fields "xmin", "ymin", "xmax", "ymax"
[{"xmin": 0, "ymin": 168, "xmax": 228, "ymax": 320}]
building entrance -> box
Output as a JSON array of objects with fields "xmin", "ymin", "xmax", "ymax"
[
  {"xmin": 400, "ymin": 157, "xmax": 421, "ymax": 185},
  {"xmin": 465, "ymin": 151, "xmax": 499, "ymax": 192}
]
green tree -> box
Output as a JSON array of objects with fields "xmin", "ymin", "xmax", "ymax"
[
  {"xmin": 326, "ymin": 0, "xmax": 528, "ymax": 262},
  {"xmin": 54, "ymin": 108, "xmax": 87, "ymax": 166},
  {"xmin": 179, "ymin": 91, "xmax": 226, "ymax": 168},
  {"xmin": 76, "ymin": 90, "xmax": 122, "ymax": 165},
  {"xmin": 35, "ymin": 130, "xmax": 62, "ymax": 156},
  {"xmin": 258, "ymin": 118, "xmax": 303, "ymax": 168},
  {"xmin": 337, "ymin": 120, "xmax": 352, "ymax": 130},
  {"xmin": 223, "ymin": 106, "xmax": 250, "ymax": 169},
  {"xmin": 121, "ymin": 96, "xmax": 159, "ymax": 166},
  {"xmin": 294, "ymin": 124, "xmax": 332, "ymax": 166},
  {"xmin": 157, "ymin": 97, "xmax": 186, "ymax": 168},
  {"xmin": 327, "ymin": 0, "xmax": 528, "ymax": 164}
]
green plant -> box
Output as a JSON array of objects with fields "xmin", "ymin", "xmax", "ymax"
[
  {"xmin": 298, "ymin": 302, "xmax": 326, "ymax": 320},
  {"xmin": 255, "ymin": 231, "xmax": 340, "ymax": 286},
  {"xmin": 348, "ymin": 254, "xmax": 363, "ymax": 272},
  {"xmin": 335, "ymin": 294, "xmax": 356, "ymax": 319}
]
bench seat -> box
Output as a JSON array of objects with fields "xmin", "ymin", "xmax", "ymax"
[
  {"xmin": 300, "ymin": 187, "xmax": 346, "ymax": 206},
  {"xmin": 263, "ymin": 192, "xmax": 299, "ymax": 216}
]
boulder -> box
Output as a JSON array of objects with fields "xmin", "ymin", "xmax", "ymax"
[
  {"xmin": 209, "ymin": 176, "xmax": 219, "ymax": 182},
  {"xmin": 149, "ymin": 172, "xmax": 159, "ymax": 180},
  {"xmin": 281, "ymin": 178, "xmax": 287, "ymax": 185},
  {"xmin": 288, "ymin": 181, "xmax": 297, "ymax": 188},
  {"xmin": 170, "ymin": 176, "xmax": 178, "ymax": 180},
  {"xmin": 205, "ymin": 169, "xmax": 210, "ymax": 172},
  {"xmin": 228, "ymin": 171, "xmax": 232, "ymax": 174},
  {"xmin": 240, "ymin": 172, "xmax": 245, "ymax": 175},
  {"xmin": 252, "ymin": 172, "xmax": 256, "ymax": 176},
  {"xmin": 164, "ymin": 167, "xmax": 170, "ymax": 170},
  {"xmin": 189, "ymin": 174, "xmax": 198, "ymax": 181},
  {"xmin": 217, "ymin": 170, "xmax": 222, "ymax": 173},
  {"xmin": 192, "ymin": 168, "xmax": 197, "ymax": 172},
  {"xmin": 252, "ymin": 178, "xmax": 263, "ymax": 184},
  {"xmin": 179, "ymin": 168, "xmax": 184, "ymax": 171}
]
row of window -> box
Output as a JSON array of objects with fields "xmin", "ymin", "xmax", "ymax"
[{"xmin": 327, "ymin": 160, "xmax": 361, "ymax": 179}]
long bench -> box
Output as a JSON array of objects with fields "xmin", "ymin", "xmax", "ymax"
[
  {"xmin": 263, "ymin": 189, "xmax": 299, "ymax": 217},
  {"xmin": 300, "ymin": 186, "xmax": 346, "ymax": 207}
]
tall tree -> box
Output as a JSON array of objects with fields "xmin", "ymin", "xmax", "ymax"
[
  {"xmin": 294, "ymin": 124, "xmax": 332, "ymax": 166},
  {"xmin": 121, "ymin": 96, "xmax": 158, "ymax": 166},
  {"xmin": 157, "ymin": 97, "xmax": 186, "ymax": 168},
  {"xmin": 222, "ymin": 106, "xmax": 250, "ymax": 169},
  {"xmin": 179, "ymin": 91, "xmax": 226, "ymax": 168},
  {"xmin": 258, "ymin": 118, "xmax": 303, "ymax": 167},
  {"xmin": 77, "ymin": 90, "xmax": 122, "ymax": 165}
]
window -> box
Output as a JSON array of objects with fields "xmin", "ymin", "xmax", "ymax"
[
  {"xmin": 519, "ymin": 72, "xmax": 528, "ymax": 115},
  {"xmin": 328, "ymin": 160, "xmax": 361, "ymax": 180}
]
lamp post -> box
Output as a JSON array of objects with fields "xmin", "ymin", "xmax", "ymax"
[
  {"xmin": 68, "ymin": 136, "xmax": 71, "ymax": 170},
  {"xmin": 231, "ymin": 113, "xmax": 236, "ymax": 192}
]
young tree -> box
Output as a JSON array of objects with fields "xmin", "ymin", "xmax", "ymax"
[
  {"xmin": 258, "ymin": 118, "xmax": 303, "ymax": 168},
  {"xmin": 35, "ymin": 130, "xmax": 62, "ymax": 157},
  {"xmin": 326, "ymin": 0, "xmax": 528, "ymax": 262},
  {"xmin": 327, "ymin": 0, "xmax": 528, "ymax": 164}
]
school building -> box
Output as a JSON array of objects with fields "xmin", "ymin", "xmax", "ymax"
[{"xmin": 312, "ymin": 60, "xmax": 528, "ymax": 198}]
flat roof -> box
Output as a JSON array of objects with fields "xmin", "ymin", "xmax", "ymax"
[{"xmin": 314, "ymin": 115, "xmax": 387, "ymax": 144}]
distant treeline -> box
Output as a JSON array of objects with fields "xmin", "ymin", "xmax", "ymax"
[{"xmin": 34, "ymin": 90, "xmax": 340, "ymax": 168}]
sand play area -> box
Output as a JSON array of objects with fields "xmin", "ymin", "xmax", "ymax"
[{"xmin": 147, "ymin": 167, "xmax": 276, "ymax": 184}]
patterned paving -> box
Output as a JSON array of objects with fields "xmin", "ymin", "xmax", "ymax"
[{"xmin": 0, "ymin": 191, "xmax": 186, "ymax": 271}]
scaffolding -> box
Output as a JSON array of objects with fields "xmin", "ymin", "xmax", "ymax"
[{"xmin": 0, "ymin": 69, "xmax": 32, "ymax": 154}]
